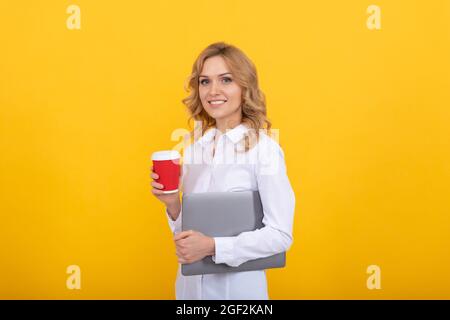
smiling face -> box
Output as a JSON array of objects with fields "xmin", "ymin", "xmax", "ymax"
[{"xmin": 198, "ymin": 55, "xmax": 243, "ymax": 130}]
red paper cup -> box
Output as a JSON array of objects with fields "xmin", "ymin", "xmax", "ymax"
[{"xmin": 151, "ymin": 150, "xmax": 181, "ymax": 194}]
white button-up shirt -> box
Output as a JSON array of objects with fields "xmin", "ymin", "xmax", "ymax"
[{"xmin": 165, "ymin": 123, "xmax": 295, "ymax": 299}]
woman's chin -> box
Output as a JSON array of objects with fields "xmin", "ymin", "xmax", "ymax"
[{"xmin": 206, "ymin": 110, "xmax": 227, "ymax": 119}]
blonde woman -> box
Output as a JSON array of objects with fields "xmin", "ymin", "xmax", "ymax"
[{"xmin": 150, "ymin": 42, "xmax": 295, "ymax": 299}]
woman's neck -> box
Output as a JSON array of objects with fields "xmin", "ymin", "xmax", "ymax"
[{"xmin": 215, "ymin": 119, "xmax": 242, "ymax": 134}]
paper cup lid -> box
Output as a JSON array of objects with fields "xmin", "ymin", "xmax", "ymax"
[{"xmin": 151, "ymin": 150, "xmax": 181, "ymax": 161}]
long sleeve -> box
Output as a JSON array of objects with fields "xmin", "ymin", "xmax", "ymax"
[
  {"xmin": 166, "ymin": 207, "xmax": 182, "ymax": 234},
  {"xmin": 212, "ymin": 142, "xmax": 296, "ymax": 267}
]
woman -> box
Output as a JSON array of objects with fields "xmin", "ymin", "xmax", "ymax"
[{"xmin": 150, "ymin": 42, "xmax": 295, "ymax": 299}]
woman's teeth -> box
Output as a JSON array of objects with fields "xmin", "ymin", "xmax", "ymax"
[{"xmin": 209, "ymin": 100, "xmax": 226, "ymax": 105}]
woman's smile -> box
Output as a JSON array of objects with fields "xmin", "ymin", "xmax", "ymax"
[{"xmin": 208, "ymin": 99, "xmax": 228, "ymax": 107}]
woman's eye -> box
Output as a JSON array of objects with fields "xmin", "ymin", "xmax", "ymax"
[
  {"xmin": 200, "ymin": 79, "xmax": 209, "ymax": 85},
  {"xmin": 222, "ymin": 77, "xmax": 232, "ymax": 83}
]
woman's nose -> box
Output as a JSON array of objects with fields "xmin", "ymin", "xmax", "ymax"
[{"xmin": 209, "ymin": 80, "xmax": 220, "ymax": 94}]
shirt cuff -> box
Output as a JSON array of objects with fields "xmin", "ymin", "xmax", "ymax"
[
  {"xmin": 212, "ymin": 237, "xmax": 235, "ymax": 265},
  {"xmin": 166, "ymin": 207, "xmax": 182, "ymax": 234}
]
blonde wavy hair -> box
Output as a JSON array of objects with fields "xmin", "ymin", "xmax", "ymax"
[{"xmin": 182, "ymin": 42, "xmax": 271, "ymax": 152}]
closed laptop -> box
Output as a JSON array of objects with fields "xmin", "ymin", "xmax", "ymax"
[{"xmin": 181, "ymin": 191, "xmax": 286, "ymax": 276}]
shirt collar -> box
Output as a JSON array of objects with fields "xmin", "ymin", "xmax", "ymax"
[{"xmin": 197, "ymin": 123, "xmax": 249, "ymax": 146}]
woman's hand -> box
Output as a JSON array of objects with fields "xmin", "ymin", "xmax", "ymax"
[
  {"xmin": 150, "ymin": 165, "xmax": 182, "ymax": 219},
  {"xmin": 174, "ymin": 230, "xmax": 215, "ymax": 264}
]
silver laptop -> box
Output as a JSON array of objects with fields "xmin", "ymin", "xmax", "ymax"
[{"xmin": 181, "ymin": 191, "xmax": 286, "ymax": 276}]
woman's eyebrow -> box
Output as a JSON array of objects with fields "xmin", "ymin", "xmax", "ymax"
[{"xmin": 199, "ymin": 72, "xmax": 232, "ymax": 78}]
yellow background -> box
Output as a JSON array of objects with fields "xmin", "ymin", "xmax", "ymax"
[{"xmin": 1, "ymin": 0, "xmax": 449, "ymax": 299}]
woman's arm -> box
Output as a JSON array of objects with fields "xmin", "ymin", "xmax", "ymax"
[
  {"xmin": 166, "ymin": 203, "xmax": 182, "ymax": 234},
  {"xmin": 165, "ymin": 148, "xmax": 189, "ymax": 234},
  {"xmin": 212, "ymin": 142, "xmax": 296, "ymax": 267}
]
